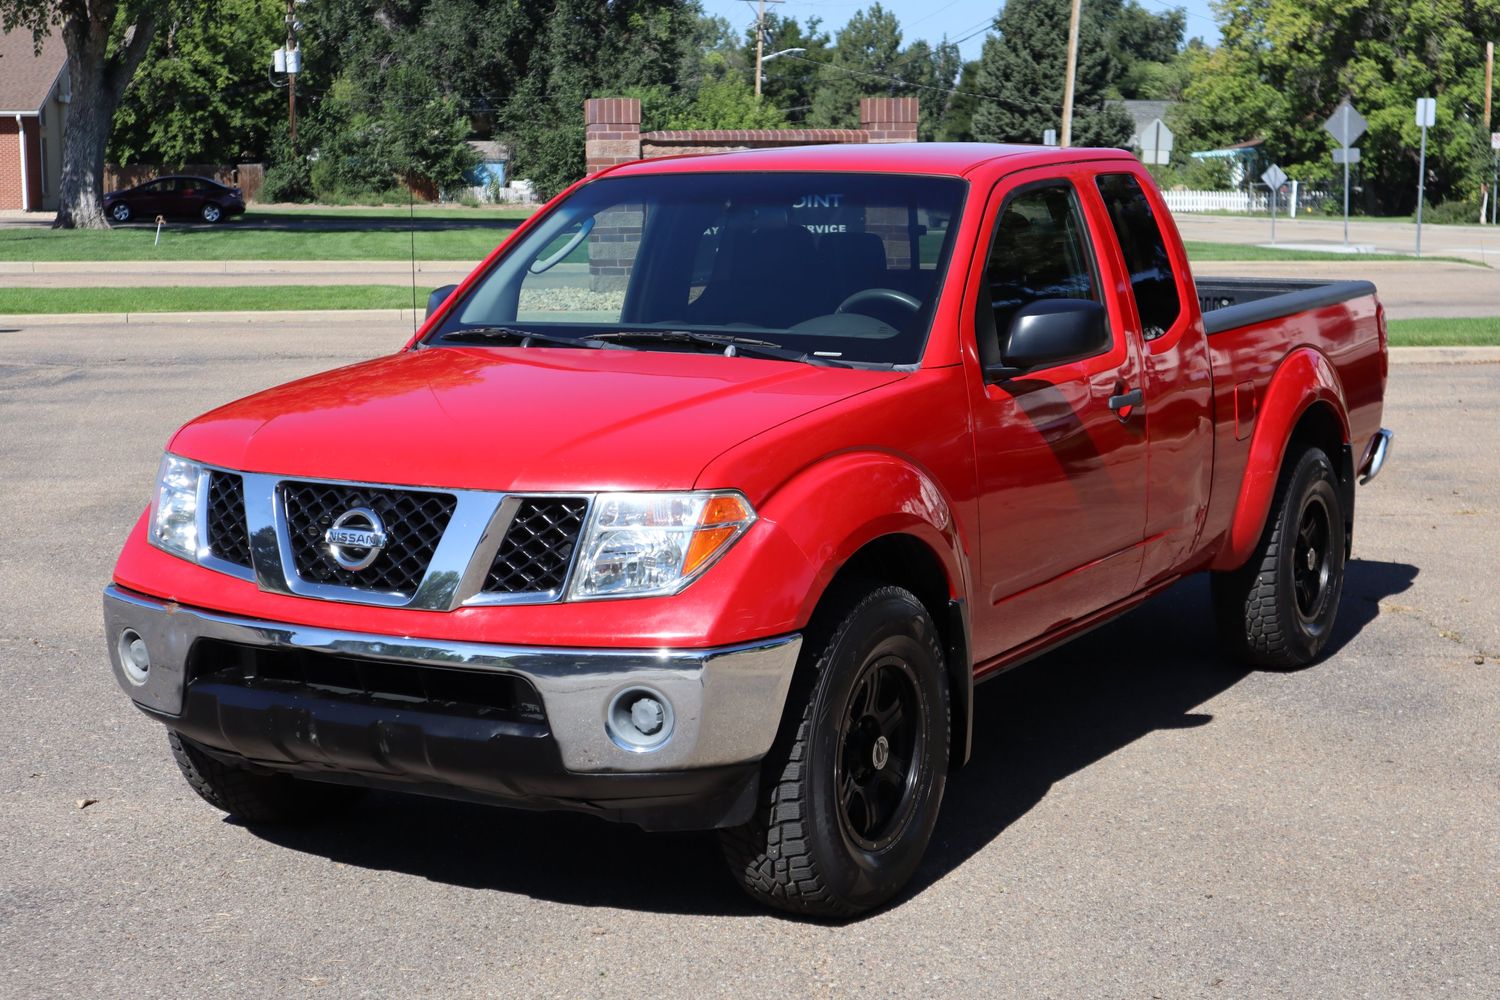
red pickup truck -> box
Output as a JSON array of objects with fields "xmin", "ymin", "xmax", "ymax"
[{"xmin": 104, "ymin": 144, "xmax": 1390, "ymax": 917}]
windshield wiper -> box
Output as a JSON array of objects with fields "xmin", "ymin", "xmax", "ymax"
[
  {"xmin": 592, "ymin": 329, "xmax": 853, "ymax": 367},
  {"xmin": 436, "ymin": 326, "xmax": 628, "ymax": 350}
]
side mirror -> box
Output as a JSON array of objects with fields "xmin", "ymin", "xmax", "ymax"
[
  {"xmin": 426, "ymin": 284, "xmax": 458, "ymax": 320},
  {"xmin": 988, "ymin": 299, "xmax": 1107, "ymax": 381}
]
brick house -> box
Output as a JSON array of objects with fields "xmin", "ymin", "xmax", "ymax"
[{"xmin": 0, "ymin": 29, "xmax": 69, "ymax": 212}]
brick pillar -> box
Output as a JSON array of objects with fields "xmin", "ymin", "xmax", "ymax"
[
  {"xmin": 859, "ymin": 98, "xmax": 920, "ymax": 267},
  {"xmin": 585, "ymin": 98, "xmax": 641, "ymax": 175},
  {"xmin": 584, "ymin": 99, "xmax": 643, "ymax": 290},
  {"xmin": 860, "ymin": 97, "xmax": 919, "ymax": 143}
]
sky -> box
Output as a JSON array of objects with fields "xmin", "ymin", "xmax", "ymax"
[{"xmin": 699, "ymin": 0, "xmax": 1223, "ymax": 63}]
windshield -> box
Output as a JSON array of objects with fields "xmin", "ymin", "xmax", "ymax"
[{"xmin": 427, "ymin": 171, "xmax": 967, "ymax": 366}]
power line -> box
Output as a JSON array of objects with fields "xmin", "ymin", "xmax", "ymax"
[{"xmin": 776, "ymin": 50, "xmax": 1068, "ymax": 115}]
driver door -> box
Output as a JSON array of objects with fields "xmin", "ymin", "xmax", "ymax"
[{"xmin": 964, "ymin": 171, "xmax": 1150, "ymax": 663}]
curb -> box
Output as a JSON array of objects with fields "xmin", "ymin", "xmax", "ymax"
[{"xmin": 0, "ymin": 309, "xmax": 422, "ymax": 326}]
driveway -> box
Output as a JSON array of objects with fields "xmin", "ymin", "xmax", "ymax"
[{"xmin": 0, "ymin": 318, "xmax": 1495, "ymax": 997}]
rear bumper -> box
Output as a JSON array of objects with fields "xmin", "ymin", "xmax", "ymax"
[
  {"xmin": 1359, "ymin": 427, "xmax": 1393, "ymax": 484},
  {"xmin": 103, "ymin": 585, "xmax": 801, "ymax": 829}
]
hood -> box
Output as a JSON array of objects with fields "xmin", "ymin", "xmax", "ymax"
[{"xmin": 169, "ymin": 346, "xmax": 904, "ymax": 493}]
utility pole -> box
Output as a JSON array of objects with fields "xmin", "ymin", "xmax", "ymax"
[
  {"xmin": 751, "ymin": 0, "xmax": 784, "ymax": 99},
  {"xmin": 1487, "ymin": 42, "xmax": 1495, "ymax": 224},
  {"xmin": 285, "ymin": 0, "xmax": 299, "ymax": 147},
  {"xmin": 1060, "ymin": 0, "xmax": 1082, "ymax": 146}
]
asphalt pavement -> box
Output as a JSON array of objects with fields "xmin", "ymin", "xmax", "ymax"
[{"xmin": 0, "ymin": 317, "xmax": 1495, "ymax": 998}]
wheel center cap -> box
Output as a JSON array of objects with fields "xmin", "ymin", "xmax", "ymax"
[
  {"xmin": 871, "ymin": 735, "xmax": 890, "ymax": 770},
  {"xmin": 1306, "ymin": 547, "xmax": 1317, "ymax": 571}
]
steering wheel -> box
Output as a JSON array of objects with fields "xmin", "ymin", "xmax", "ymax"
[{"xmin": 835, "ymin": 288, "xmax": 922, "ymax": 317}]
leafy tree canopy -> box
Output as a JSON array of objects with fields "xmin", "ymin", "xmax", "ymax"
[{"xmin": 971, "ymin": 0, "xmax": 1135, "ymax": 147}]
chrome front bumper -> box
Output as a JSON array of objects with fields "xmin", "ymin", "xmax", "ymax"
[{"xmin": 102, "ymin": 585, "xmax": 801, "ymax": 774}]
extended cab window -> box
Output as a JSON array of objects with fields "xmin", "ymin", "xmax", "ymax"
[
  {"xmin": 435, "ymin": 171, "xmax": 966, "ymax": 367},
  {"xmin": 1096, "ymin": 173, "xmax": 1181, "ymax": 340},
  {"xmin": 982, "ymin": 181, "xmax": 1102, "ymax": 346}
]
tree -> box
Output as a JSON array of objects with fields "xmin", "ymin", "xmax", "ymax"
[
  {"xmin": 502, "ymin": 0, "xmax": 702, "ymax": 199},
  {"xmin": 1099, "ymin": 0, "xmax": 1186, "ymax": 100},
  {"xmin": 109, "ymin": 0, "xmax": 284, "ymax": 165},
  {"xmin": 2, "ymin": 0, "xmax": 177, "ymax": 227},
  {"xmin": 970, "ymin": 0, "xmax": 1134, "ymax": 148},
  {"xmin": 939, "ymin": 60, "xmax": 982, "ymax": 142},
  {"xmin": 808, "ymin": 3, "xmax": 906, "ymax": 127},
  {"xmin": 1176, "ymin": 0, "xmax": 1500, "ymax": 213}
]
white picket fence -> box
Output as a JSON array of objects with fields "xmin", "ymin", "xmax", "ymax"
[{"xmin": 1161, "ymin": 189, "xmax": 1270, "ymax": 214}]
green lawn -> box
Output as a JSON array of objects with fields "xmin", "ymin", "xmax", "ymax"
[
  {"xmin": 1184, "ymin": 241, "xmax": 1482, "ymax": 265},
  {"xmin": 1385, "ymin": 317, "xmax": 1500, "ymax": 346},
  {"xmin": 0, "ymin": 285, "xmax": 417, "ymax": 314},
  {"xmin": 0, "ymin": 209, "xmax": 520, "ymax": 262}
]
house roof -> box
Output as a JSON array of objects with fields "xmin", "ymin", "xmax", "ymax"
[
  {"xmin": 0, "ymin": 28, "xmax": 67, "ymax": 115},
  {"xmin": 466, "ymin": 140, "xmax": 510, "ymax": 162}
]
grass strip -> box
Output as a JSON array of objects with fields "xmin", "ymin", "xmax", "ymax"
[
  {"xmin": 0, "ymin": 213, "xmax": 517, "ymax": 262},
  {"xmin": 1385, "ymin": 317, "xmax": 1500, "ymax": 346},
  {"xmin": 0, "ymin": 285, "xmax": 417, "ymax": 314},
  {"xmin": 1185, "ymin": 241, "xmax": 1482, "ymax": 265}
]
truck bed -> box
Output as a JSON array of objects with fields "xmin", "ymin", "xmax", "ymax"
[{"xmin": 1197, "ymin": 277, "xmax": 1379, "ymax": 336}]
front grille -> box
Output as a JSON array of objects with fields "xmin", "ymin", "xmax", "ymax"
[
  {"xmin": 187, "ymin": 639, "xmax": 547, "ymax": 725},
  {"xmin": 283, "ymin": 481, "xmax": 456, "ymax": 594},
  {"xmin": 484, "ymin": 497, "xmax": 589, "ymax": 595},
  {"xmin": 205, "ymin": 473, "xmax": 252, "ymax": 568}
]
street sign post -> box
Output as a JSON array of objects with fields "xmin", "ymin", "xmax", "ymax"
[
  {"xmin": 1415, "ymin": 98, "xmax": 1436, "ymax": 257},
  {"xmin": 1262, "ymin": 164, "xmax": 1288, "ymax": 244},
  {"xmin": 1139, "ymin": 118, "xmax": 1174, "ymax": 166},
  {"xmin": 1491, "ymin": 132, "xmax": 1500, "ymax": 225},
  {"xmin": 1325, "ymin": 100, "xmax": 1367, "ymax": 245}
]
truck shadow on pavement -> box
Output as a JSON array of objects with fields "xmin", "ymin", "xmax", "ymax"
[{"xmin": 245, "ymin": 558, "xmax": 1416, "ymax": 919}]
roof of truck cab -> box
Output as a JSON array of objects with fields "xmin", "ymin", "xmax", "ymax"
[{"xmin": 600, "ymin": 142, "xmax": 1139, "ymax": 179}]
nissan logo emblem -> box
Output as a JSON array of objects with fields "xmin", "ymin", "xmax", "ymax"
[{"xmin": 323, "ymin": 507, "xmax": 388, "ymax": 571}]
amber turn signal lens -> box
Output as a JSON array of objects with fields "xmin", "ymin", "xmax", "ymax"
[{"xmin": 682, "ymin": 495, "xmax": 753, "ymax": 577}]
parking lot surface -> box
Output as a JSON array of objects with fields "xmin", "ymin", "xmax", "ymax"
[{"xmin": 1, "ymin": 318, "xmax": 1496, "ymax": 998}]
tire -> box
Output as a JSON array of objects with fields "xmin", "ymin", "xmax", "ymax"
[
  {"xmin": 200, "ymin": 202, "xmax": 223, "ymax": 223},
  {"xmin": 168, "ymin": 731, "xmax": 362, "ymax": 824},
  {"xmin": 1212, "ymin": 446, "xmax": 1346, "ymax": 668},
  {"xmin": 719, "ymin": 584, "xmax": 949, "ymax": 918},
  {"xmin": 110, "ymin": 201, "xmax": 131, "ymax": 223}
]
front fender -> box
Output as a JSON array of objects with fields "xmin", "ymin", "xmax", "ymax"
[
  {"xmin": 1213, "ymin": 347, "xmax": 1350, "ymax": 571},
  {"xmin": 757, "ymin": 451, "xmax": 971, "ymax": 629}
]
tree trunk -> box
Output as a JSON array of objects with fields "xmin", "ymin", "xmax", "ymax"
[
  {"xmin": 51, "ymin": 2, "xmax": 159, "ymax": 229},
  {"xmin": 53, "ymin": 64, "xmax": 114, "ymax": 228}
]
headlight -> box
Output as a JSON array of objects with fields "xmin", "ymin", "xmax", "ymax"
[
  {"xmin": 148, "ymin": 453, "xmax": 205, "ymax": 560},
  {"xmin": 568, "ymin": 491, "xmax": 755, "ymax": 600}
]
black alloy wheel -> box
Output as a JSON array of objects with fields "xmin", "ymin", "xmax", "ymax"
[
  {"xmin": 836, "ymin": 654, "xmax": 923, "ymax": 853},
  {"xmin": 1292, "ymin": 491, "xmax": 1334, "ymax": 624}
]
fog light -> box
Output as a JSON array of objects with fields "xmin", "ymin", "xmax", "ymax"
[
  {"xmin": 117, "ymin": 628, "xmax": 151, "ymax": 685},
  {"xmin": 606, "ymin": 687, "xmax": 674, "ymax": 752}
]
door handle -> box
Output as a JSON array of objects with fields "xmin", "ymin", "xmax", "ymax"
[{"xmin": 1108, "ymin": 387, "xmax": 1144, "ymax": 415}]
